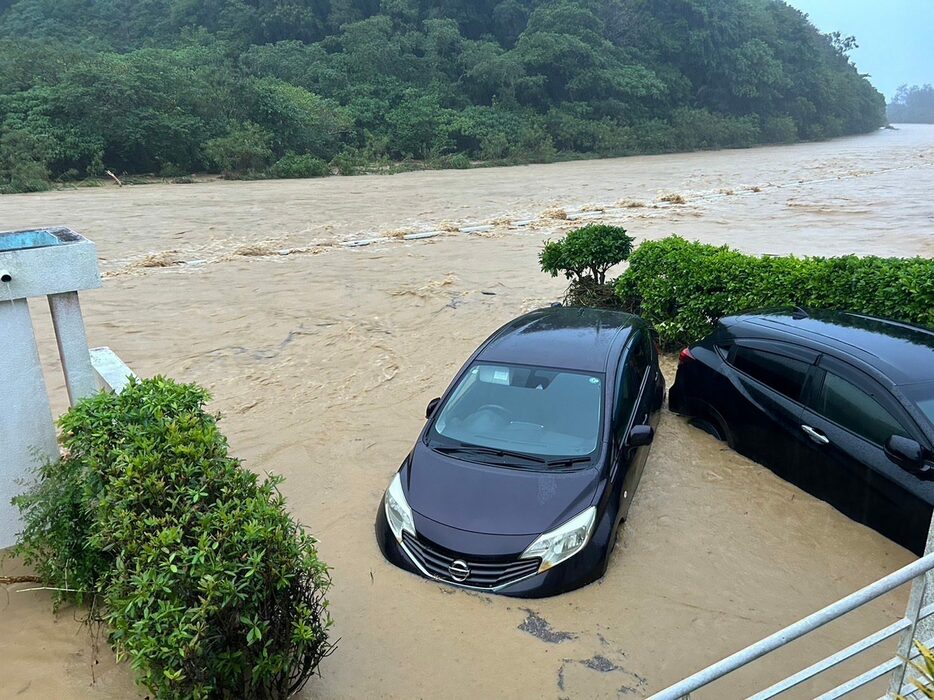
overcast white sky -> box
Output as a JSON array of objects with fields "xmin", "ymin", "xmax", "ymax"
[{"xmin": 786, "ymin": 0, "xmax": 933, "ymax": 100}]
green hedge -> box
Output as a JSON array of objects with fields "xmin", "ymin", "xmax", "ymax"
[
  {"xmin": 13, "ymin": 377, "xmax": 333, "ymax": 699},
  {"xmin": 615, "ymin": 236, "xmax": 934, "ymax": 349}
]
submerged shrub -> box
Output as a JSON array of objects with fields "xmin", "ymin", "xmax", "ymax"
[
  {"xmin": 13, "ymin": 377, "xmax": 334, "ymax": 699},
  {"xmin": 565, "ymin": 277, "xmax": 623, "ymax": 309},
  {"xmin": 761, "ymin": 115, "xmax": 799, "ymax": 143},
  {"xmin": 450, "ymin": 153, "xmax": 472, "ymax": 169},
  {"xmin": 204, "ymin": 122, "xmax": 274, "ymax": 177},
  {"xmin": 615, "ymin": 236, "xmax": 934, "ymax": 348},
  {"xmin": 329, "ymin": 148, "xmax": 365, "ymax": 176},
  {"xmin": 271, "ymin": 153, "xmax": 330, "ymax": 179},
  {"xmin": 540, "ymin": 224, "xmax": 635, "ymax": 286}
]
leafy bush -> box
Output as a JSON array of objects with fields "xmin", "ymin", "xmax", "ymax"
[
  {"xmin": 158, "ymin": 162, "xmax": 189, "ymax": 178},
  {"xmin": 247, "ymin": 78, "xmax": 350, "ymax": 160},
  {"xmin": 761, "ymin": 116, "xmax": 799, "ymax": 143},
  {"xmin": 450, "ymin": 153, "xmax": 471, "ymax": 169},
  {"xmin": 384, "ymin": 91, "xmax": 455, "ymax": 159},
  {"xmin": 204, "ymin": 122, "xmax": 274, "ymax": 177},
  {"xmin": 669, "ymin": 108, "xmax": 761, "ymax": 150},
  {"xmin": 12, "ymin": 377, "xmax": 334, "ymax": 699},
  {"xmin": 615, "ymin": 236, "xmax": 934, "ymax": 349},
  {"xmin": 0, "ymin": 159, "xmax": 51, "ymax": 193},
  {"xmin": 271, "ymin": 154, "xmax": 330, "ymax": 179},
  {"xmin": 329, "ymin": 148, "xmax": 366, "ymax": 176},
  {"xmin": 540, "ymin": 224, "xmax": 635, "ymax": 285},
  {"xmin": 0, "ymin": 127, "xmax": 52, "ymax": 193},
  {"xmin": 447, "ymin": 106, "xmax": 525, "ymax": 160}
]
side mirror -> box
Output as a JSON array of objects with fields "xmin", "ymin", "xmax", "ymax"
[
  {"xmin": 885, "ymin": 435, "xmax": 926, "ymax": 472},
  {"xmin": 627, "ymin": 425, "xmax": 655, "ymax": 448},
  {"xmin": 426, "ymin": 397, "xmax": 441, "ymax": 420}
]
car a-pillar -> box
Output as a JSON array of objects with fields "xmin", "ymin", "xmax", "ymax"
[{"xmin": 0, "ymin": 227, "xmax": 101, "ymax": 549}]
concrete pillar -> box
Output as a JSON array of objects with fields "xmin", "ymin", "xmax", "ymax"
[
  {"xmin": 888, "ymin": 515, "xmax": 934, "ymax": 695},
  {"xmin": 912, "ymin": 519, "xmax": 934, "ymax": 644},
  {"xmin": 0, "ymin": 298, "xmax": 60, "ymax": 548},
  {"xmin": 0, "ymin": 226, "xmax": 101, "ymax": 551},
  {"xmin": 913, "ymin": 517, "xmax": 934, "ymax": 641},
  {"xmin": 48, "ymin": 292, "xmax": 98, "ymax": 405}
]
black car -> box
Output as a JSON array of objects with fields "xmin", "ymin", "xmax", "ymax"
[
  {"xmin": 669, "ymin": 309, "xmax": 934, "ymax": 554},
  {"xmin": 375, "ymin": 306, "xmax": 665, "ymax": 597}
]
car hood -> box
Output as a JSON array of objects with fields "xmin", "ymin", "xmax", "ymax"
[{"xmin": 402, "ymin": 441, "xmax": 600, "ymax": 536}]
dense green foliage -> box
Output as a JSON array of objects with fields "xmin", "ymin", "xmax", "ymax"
[
  {"xmin": 0, "ymin": 0, "xmax": 885, "ymax": 191},
  {"xmin": 12, "ymin": 378, "xmax": 333, "ymax": 699},
  {"xmin": 540, "ymin": 224, "xmax": 634, "ymax": 285},
  {"xmin": 888, "ymin": 85, "xmax": 934, "ymax": 124},
  {"xmin": 615, "ymin": 236, "xmax": 934, "ymax": 348}
]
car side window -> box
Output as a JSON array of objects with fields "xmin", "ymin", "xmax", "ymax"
[
  {"xmin": 614, "ymin": 335, "xmax": 649, "ymax": 439},
  {"xmin": 814, "ymin": 372, "xmax": 908, "ymax": 445},
  {"xmin": 731, "ymin": 346, "xmax": 810, "ymax": 401}
]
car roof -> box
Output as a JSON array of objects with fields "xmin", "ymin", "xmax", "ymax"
[
  {"xmin": 724, "ymin": 309, "xmax": 934, "ymax": 385},
  {"xmin": 477, "ymin": 306, "xmax": 640, "ymax": 373}
]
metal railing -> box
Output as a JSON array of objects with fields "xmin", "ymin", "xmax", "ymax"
[{"xmin": 648, "ymin": 552, "xmax": 934, "ymax": 700}]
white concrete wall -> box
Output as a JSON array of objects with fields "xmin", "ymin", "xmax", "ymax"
[{"xmin": 0, "ymin": 231, "xmax": 100, "ymax": 299}]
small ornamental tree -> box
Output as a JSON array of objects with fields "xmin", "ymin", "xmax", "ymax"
[{"xmin": 540, "ymin": 224, "xmax": 635, "ymax": 286}]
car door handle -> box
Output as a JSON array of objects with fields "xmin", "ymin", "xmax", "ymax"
[{"xmin": 801, "ymin": 425, "xmax": 830, "ymax": 445}]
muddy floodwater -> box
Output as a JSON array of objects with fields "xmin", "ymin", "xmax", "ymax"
[{"xmin": 1, "ymin": 125, "xmax": 933, "ymax": 699}]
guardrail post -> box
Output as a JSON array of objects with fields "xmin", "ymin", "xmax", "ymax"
[
  {"xmin": 889, "ymin": 514, "xmax": 934, "ymax": 697},
  {"xmin": 889, "ymin": 574, "xmax": 928, "ymax": 696}
]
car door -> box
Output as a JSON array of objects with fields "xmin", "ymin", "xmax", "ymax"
[
  {"xmin": 723, "ymin": 339, "xmax": 817, "ymax": 481},
  {"xmin": 612, "ymin": 333, "xmax": 654, "ymax": 521},
  {"xmin": 796, "ymin": 355, "xmax": 932, "ymax": 554}
]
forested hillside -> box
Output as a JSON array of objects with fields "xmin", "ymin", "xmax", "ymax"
[
  {"xmin": 0, "ymin": 0, "xmax": 886, "ymax": 192},
  {"xmin": 888, "ymin": 85, "xmax": 934, "ymax": 124}
]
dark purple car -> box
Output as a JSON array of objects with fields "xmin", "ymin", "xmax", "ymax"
[{"xmin": 375, "ymin": 306, "xmax": 665, "ymax": 597}]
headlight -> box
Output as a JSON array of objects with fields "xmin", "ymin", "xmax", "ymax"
[
  {"xmin": 521, "ymin": 507, "xmax": 596, "ymax": 572},
  {"xmin": 384, "ymin": 473, "xmax": 415, "ymax": 542}
]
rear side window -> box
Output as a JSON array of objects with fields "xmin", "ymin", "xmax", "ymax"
[
  {"xmin": 815, "ymin": 373, "xmax": 908, "ymax": 445},
  {"xmin": 732, "ymin": 347, "xmax": 809, "ymax": 401},
  {"xmin": 614, "ymin": 334, "xmax": 649, "ymax": 436}
]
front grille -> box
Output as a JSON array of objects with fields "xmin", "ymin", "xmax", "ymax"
[{"xmin": 401, "ymin": 531, "xmax": 541, "ymax": 589}]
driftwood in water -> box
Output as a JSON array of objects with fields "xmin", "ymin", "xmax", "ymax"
[{"xmin": 0, "ymin": 575, "xmax": 43, "ymax": 585}]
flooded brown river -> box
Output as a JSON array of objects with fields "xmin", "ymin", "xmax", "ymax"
[{"xmin": 1, "ymin": 125, "xmax": 933, "ymax": 699}]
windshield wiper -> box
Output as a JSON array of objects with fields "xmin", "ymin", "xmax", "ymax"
[
  {"xmin": 544, "ymin": 456, "xmax": 592, "ymax": 468},
  {"xmin": 433, "ymin": 445, "xmax": 547, "ymax": 464}
]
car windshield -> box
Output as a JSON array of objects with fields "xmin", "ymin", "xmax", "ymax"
[
  {"xmin": 430, "ymin": 362, "xmax": 603, "ymax": 461},
  {"xmin": 903, "ymin": 381, "xmax": 934, "ymax": 427}
]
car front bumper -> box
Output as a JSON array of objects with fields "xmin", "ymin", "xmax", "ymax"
[{"xmin": 375, "ymin": 496, "xmax": 611, "ymax": 598}]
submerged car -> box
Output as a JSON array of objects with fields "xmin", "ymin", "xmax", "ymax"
[
  {"xmin": 375, "ymin": 306, "xmax": 665, "ymax": 597},
  {"xmin": 669, "ymin": 309, "xmax": 934, "ymax": 554}
]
